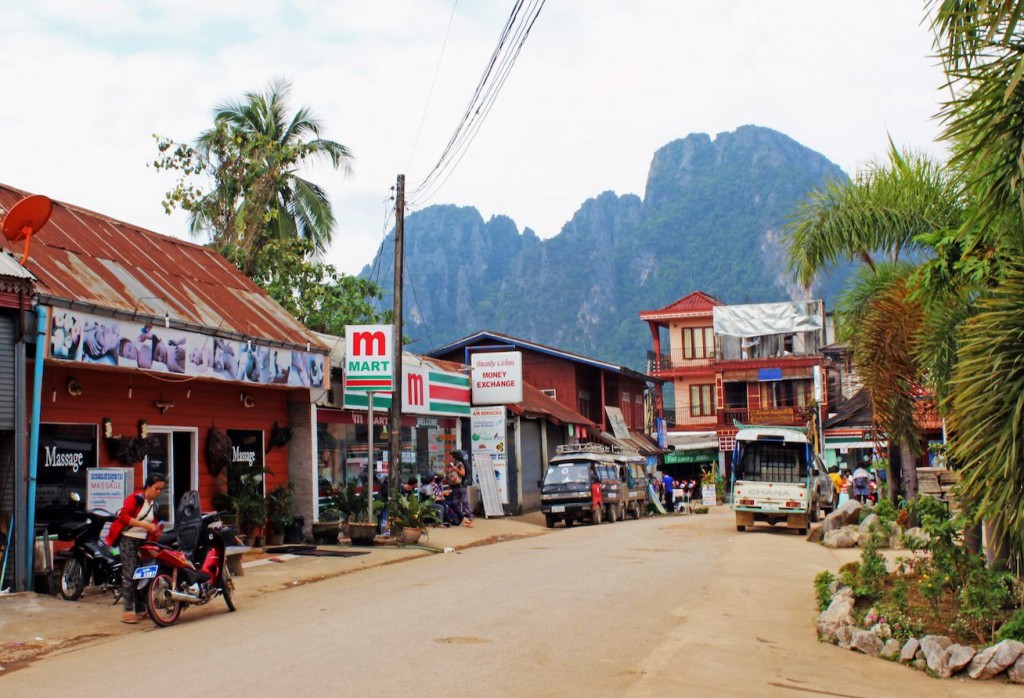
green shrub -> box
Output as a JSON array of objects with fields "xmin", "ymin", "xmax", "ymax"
[
  {"xmin": 814, "ymin": 570, "xmax": 836, "ymax": 611},
  {"xmin": 997, "ymin": 608, "xmax": 1024, "ymax": 643}
]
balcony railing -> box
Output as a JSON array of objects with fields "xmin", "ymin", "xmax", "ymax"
[
  {"xmin": 647, "ymin": 350, "xmax": 715, "ymax": 376},
  {"xmin": 719, "ymin": 406, "xmax": 813, "ymax": 427}
]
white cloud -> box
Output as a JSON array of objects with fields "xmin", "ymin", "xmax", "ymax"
[{"xmin": 1, "ymin": 1, "xmax": 947, "ymax": 275}]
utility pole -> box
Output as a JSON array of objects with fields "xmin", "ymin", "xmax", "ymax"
[{"xmin": 388, "ymin": 174, "xmax": 405, "ymax": 522}]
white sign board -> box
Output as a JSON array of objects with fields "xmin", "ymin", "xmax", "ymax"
[
  {"xmin": 471, "ymin": 351, "xmax": 523, "ymax": 405},
  {"xmin": 87, "ymin": 467, "xmax": 133, "ymax": 513},
  {"xmin": 473, "ymin": 455, "xmax": 505, "ymax": 518},
  {"xmin": 470, "ymin": 406, "xmax": 508, "ymax": 503},
  {"xmin": 701, "ymin": 485, "xmax": 718, "ymax": 506},
  {"xmin": 605, "ymin": 406, "xmax": 630, "ymax": 440},
  {"xmin": 345, "ymin": 324, "xmax": 394, "ymax": 392}
]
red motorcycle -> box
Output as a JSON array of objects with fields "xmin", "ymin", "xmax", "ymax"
[{"xmin": 134, "ymin": 491, "xmax": 237, "ymax": 627}]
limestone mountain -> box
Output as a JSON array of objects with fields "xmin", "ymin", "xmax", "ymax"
[{"xmin": 362, "ymin": 125, "xmax": 849, "ymax": 370}]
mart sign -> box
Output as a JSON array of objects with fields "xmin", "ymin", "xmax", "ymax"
[{"xmin": 345, "ymin": 325, "xmax": 394, "ymax": 392}]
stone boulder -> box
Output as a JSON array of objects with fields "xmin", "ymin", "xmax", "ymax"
[
  {"xmin": 822, "ymin": 526, "xmax": 860, "ymax": 549},
  {"xmin": 1008, "ymin": 654, "xmax": 1024, "ymax": 684},
  {"xmin": 899, "ymin": 638, "xmax": 920, "ymax": 663},
  {"xmin": 920, "ymin": 635, "xmax": 952, "ymax": 674},
  {"xmin": 858, "ymin": 513, "xmax": 879, "ymax": 534},
  {"xmin": 835, "ymin": 624, "xmax": 855, "ymax": 649},
  {"xmin": 823, "ymin": 499, "xmax": 862, "ymax": 534},
  {"xmin": 880, "ymin": 638, "xmax": 902, "ymax": 659},
  {"xmin": 967, "ymin": 639, "xmax": 1024, "ymax": 680},
  {"xmin": 944, "ymin": 644, "xmax": 976, "ymax": 677},
  {"xmin": 817, "ymin": 588, "xmax": 855, "ymax": 638},
  {"xmin": 849, "ymin": 628, "xmax": 884, "ymax": 656},
  {"xmin": 806, "ymin": 525, "xmax": 823, "ymax": 543}
]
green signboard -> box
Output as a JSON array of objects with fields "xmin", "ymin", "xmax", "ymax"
[{"xmin": 664, "ymin": 448, "xmax": 717, "ymax": 464}]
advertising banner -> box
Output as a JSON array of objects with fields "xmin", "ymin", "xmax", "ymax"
[
  {"xmin": 46, "ymin": 307, "xmax": 325, "ymax": 388},
  {"xmin": 344, "ymin": 324, "xmax": 394, "ymax": 392},
  {"xmin": 470, "ymin": 406, "xmax": 508, "ymax": 503}
]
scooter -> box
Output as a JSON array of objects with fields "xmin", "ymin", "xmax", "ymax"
[
  {"xmin": 134, "ymin": 491, "xmax": 238, "ymax": 627},
  {"xmin": 55, "ymin": 493, "xmax": 122, "ymax": 602}
]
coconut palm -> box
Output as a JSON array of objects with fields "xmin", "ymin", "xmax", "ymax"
[
  {"xmin": 930, "ymin": 1, "xmax": 1024, "ymax": 562},
  {"xmin": 786, "ymin": 145, "xmax": 963, "ymax": 503},
  {"xmin": 193, "ymin": 78, "xmax": 353, "ymax": 259}
]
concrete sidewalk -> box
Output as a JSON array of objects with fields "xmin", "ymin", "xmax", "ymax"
[{"xmin": 0, "ymin": 514, "xmax": 548, "ymax": 672}]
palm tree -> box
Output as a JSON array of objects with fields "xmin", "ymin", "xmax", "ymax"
[
  {"xmin": 930, "ymin": 1, "xmax": 1024, "ymax": 563},
  {"xmin": 785, "ymin": 145, "xmax": 963, "ymax": 503},
  {"xmin": 193, "ymin": 78, "xmax": 353, "ymax": 261}
]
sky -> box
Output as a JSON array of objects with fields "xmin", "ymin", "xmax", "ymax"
[{"xmin": 2, "ymin": 1, "xmax": 948, "ymax": 277}]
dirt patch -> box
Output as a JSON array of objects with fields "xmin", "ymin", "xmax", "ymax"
[{"xmin": 1, "ymin": 633, "xmax": 110, "ymax": 673}]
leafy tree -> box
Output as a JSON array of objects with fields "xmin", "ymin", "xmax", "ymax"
[
  {"xmin": 152, "ymin": 80, "xmax": 387, "ymax": 332},
  {"xmin": 785, "ymin": 145, "xmax": 963, "ymax": 502}
]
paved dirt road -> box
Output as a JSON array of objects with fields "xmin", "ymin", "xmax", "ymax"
[{"xmin": 1, "ymin": 506, "xmax": 1016, "ymax": 696}]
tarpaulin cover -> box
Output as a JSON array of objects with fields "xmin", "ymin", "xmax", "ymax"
[{"xmin": 712, "ymin": 301, "xmax": 822, "ymax": 337}]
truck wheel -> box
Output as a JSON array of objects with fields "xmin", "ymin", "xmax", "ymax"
[
  {"xmin": 736, "ymin": 525, "xmax": 746, "ymax": 532},
  {"xmin": 798, "ymin": 528, "xmax": 808, "ymax": 535},
  {"xmin": 544, "ymin": 514, "xmax": 555, "ymax": 529},
  {"xmin": 809, "ymin": 506, "xmax": 819, "ymax": 523},
  {"xmin": 607, "ymin": 504, "xmax": 617, "ymax": 523},
  {"xmin": 564, "ymin": 518, "xmax": 574, "ymax": 528},
  {"xmin": 591, "ymin": 506, "xmax": 602, "ymax": 525}
]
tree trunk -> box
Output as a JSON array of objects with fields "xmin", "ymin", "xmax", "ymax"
[{"xmin": 899, "ymin": 440, "xmax": 918, "ymax": 502}]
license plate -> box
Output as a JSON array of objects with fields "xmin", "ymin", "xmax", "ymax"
[
  {"xmin": 762, "ymin": 503, "xmax": 779, "ymax": 511},
  {"xmin": 551, "ymin": 505, "xmax": 565, "ymax": 513},
  {"xmin": 133, "ymin": 565, "xmax": 158, "ymax": 580}
]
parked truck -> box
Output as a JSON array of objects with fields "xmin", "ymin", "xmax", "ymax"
[{"xmin": 730, "ymin": 425, "xmax": 831, "ymax": 534}]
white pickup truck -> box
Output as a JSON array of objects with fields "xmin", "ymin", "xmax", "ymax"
[{"xmin": 730, "ymin": 426, "xmax": 831, "ymax": 534}]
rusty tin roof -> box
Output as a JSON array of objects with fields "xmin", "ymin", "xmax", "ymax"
[{"xmin": 0, "ymin": 184, "xmax": 326, "ymax": 352}]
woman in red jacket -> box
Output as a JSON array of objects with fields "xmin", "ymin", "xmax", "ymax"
[{"xmin": 106, "ymin": 474, "xmax": 166, "ymax": 624}]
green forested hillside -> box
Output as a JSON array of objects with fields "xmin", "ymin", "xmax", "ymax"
[{"xmin": 363, "ymin": 125, "xmax": 850, "ymax": 370}]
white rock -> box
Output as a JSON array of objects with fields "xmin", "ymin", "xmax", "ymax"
[
  {"xmin": 822, "ymin": 527, "xmax": 860, "ymax": 549},
  {"xmin": 850, "ymin": 628, "xmax": 884, "ymax": 656},
  {"xmin": 968, "ymin": 639, "xmax": 1024, "ymax": 680},
  {"xmin": 920, "ymin": 635, "xmax": 952, "ymax": 674},
  {"xmin": 835, "ymin": 625, "xmax": 855, "ymax": 649},
  {"xmin": 899, "ymin": 638, "xmax": 920, "ymax": 663},
  {"xmin": 944, "ymin": 644, "xmax": 976, "ymax": 675},
  {"xmin": 1008, "ymin": 654, "xmax": 1024, "ymax": 684},
  {"xmin": 881, "ymin": 638, "xmax": 902, "ymax": 658}
]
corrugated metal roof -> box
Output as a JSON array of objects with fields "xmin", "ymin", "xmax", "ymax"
[
  {"xmin": 0, "ymin": 249, "xmax": 35, "ymax": 280},
  {"xmin": 0, "ymin": 183, "xmax": 326, "ymax": 351},
  {"xmin": 508, "ymin": 382, "xmax": 596, "ymax": 427},
  {"xmin": 428, "ymin": 330, "xmax": 656, "ymax": 383}
]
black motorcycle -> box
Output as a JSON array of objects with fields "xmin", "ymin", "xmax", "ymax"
[{"xmin": 55, "ymin": 494, "xmax": 122, "ymax": 602}]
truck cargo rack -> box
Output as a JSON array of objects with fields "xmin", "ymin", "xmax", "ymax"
[{"xmin": 556, "ymin": 443, "xmax": 610, "ymax": 454}]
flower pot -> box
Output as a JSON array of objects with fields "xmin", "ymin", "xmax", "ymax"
[
  {"xmin": 311, "ymin": 522, "xmax": 340, "ymax": 545},
  {"xmin": 397, "ymin": 527, "xmax": 423, "ymax": 544},
  {"xmin": 347, "ymin": 522, "xmax": 377, "ymax": 547},
  {"xmin": 268, "ymin": 532, "xmax": 285, "ymax": 546}
]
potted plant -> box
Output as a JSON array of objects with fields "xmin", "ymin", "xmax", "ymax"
[
  {"xmin": 329, "ymin": 483, "xmax": 361, "ymax": 538},
  {"xmin": 312, "ymin": 507, "xmax": 342, "ymax": 544},
  {"xmin": 266, "ymin": 482, "xmax": 295, "ymax": 546},
  {"xmin": 391, "ymin": 494, "xmax": 441, "ymax": 544},
  {"xmin": 347, "ymin": 497, "xmax": 383, "ymax": 547}
]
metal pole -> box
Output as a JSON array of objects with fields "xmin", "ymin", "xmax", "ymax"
[
  {"xmin": 389, "ymin": 174, "xmax": 405, "ymax": 515},
  {"xmin": 367, "ymin": 392, "xmax": 374, "ymax": 524}
]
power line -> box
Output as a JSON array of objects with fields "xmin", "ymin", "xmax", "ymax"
[
  {"xmin": 407, "ymin": 0, "xmax": 545, "ymax": 208},
  {"xmin": 407, "ymin": 0, "xmax": 460, "ymax": 171}
]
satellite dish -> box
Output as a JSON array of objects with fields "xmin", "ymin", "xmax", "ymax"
[{"xmin": 2, "ymin": 194, "xmax": 53, "ymax": 264}]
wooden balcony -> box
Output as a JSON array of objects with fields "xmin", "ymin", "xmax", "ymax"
[
  {"xmin": 719, "ymin": 406, "xmax": 813, "ymax": 428},
  {"xmin": 646, "ymin": 350, "xmax": 715, "ymax": 377}
]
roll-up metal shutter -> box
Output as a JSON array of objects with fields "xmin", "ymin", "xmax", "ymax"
[
  {"xmin": 520, "ymin": 419, "xmax": 543, "ymax": 511},
  {"xmin": 0, "ymin": 315, "xmax": 14, "ymax": 430}
]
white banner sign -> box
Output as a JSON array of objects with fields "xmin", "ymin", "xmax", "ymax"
[
  {"xmin": 471, "ymin": 351, "xmax": 523, "ymax": 405},
  {"xmin": 470, "ymin": 406, "xmax": 508, "ymax": 503},
  {"xmin": 345, "ymin": 324, "xmax": 394, "ymax": 392}
]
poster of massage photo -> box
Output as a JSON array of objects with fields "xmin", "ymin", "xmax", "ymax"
[{"xmin": 47, "ymin": 308, "xmax": 325, "ymax": 388}]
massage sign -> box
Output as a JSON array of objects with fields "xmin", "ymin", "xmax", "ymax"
[
  {"xmin": 227, "ymin": 429, "xmax": 265, "ymax": 475},
  {"xmin": 36, "ymin": 424, "xmax": 98, "ymax": 520}
]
